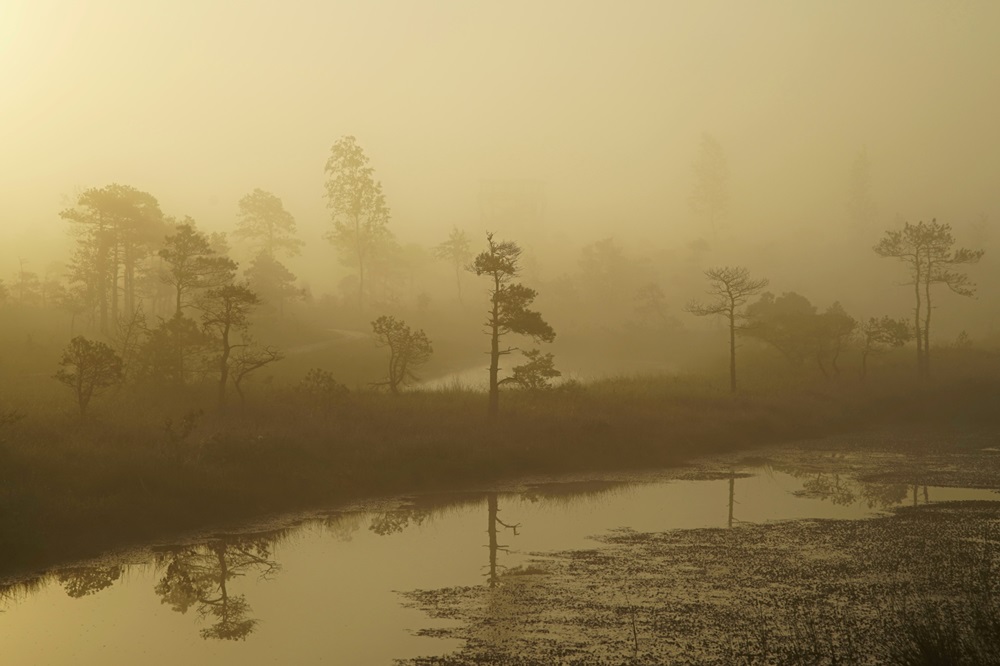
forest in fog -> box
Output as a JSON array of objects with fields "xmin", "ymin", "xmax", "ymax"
[
  {"xmin": 2, "ymin": 2, "xmax": 999, "ymax": 419},
  {"xmin": 0, "ymin": 128, "xmax": 996, "ymax": 419},
  {"xmin": 1, "ymin": 0, "xmax": 999, "ymax": 586}
]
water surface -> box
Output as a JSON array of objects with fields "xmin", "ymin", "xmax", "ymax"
[{"xmin": 2, "ymin": 453, "xmax": 996, "ymax": 664}]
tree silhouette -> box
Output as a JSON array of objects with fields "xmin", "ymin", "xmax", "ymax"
[
  {"xmin": 818, "ymin": 302, "xmax": 857, "ymax": 377},
  {"xmin": 858, "ymin": 316, "xmax": 911, "ymax": 380},
  {"xmin": 245, "ymin": 252, "xmax": 299, "ymax": 317},
  {"xmin": 230, "ymin": 336, "xmax": 283, "ymax": 406},
  {"xmin": 433, "ymin": 227, "xmax": 472, "ymax": 303},
  {"xmin": 324, "ymin": 136, "xmax": 392, "ymax": 310},
  {"xmin": 370, "ymin": 315, "xmax": 433, "ymax": 394},
  {"xmin": 199, "ymin": 283, "xmax": 260, "ymax": 408},
  {"xmin": 743, "ymin": 293, "xmax": 857, "ymax": 378},
  {"xmin": 503, "ymin": 349, "xmax": 561, "ymax": 390},
  {"xmin": 874, "ymin": 220, "xmax": 983, "ymax": 377},
  {"xmin": 159, "ymin": 220, "xmax": 236, "ymax": 316},
  {"xmin": 686, "ymin": 267, "xmax": 768, "ymax": 392},
  {"xmin": 53, "ymin": 337, "xmax": 123, "ymax": 416},
  {"xmin": 235, "ymin": 189, "xmax": 303, "ymax": 259},
  {"xmin": 138, "ymin": 313, "xmax": 210, "ymax": 387},
  {"xmin": 60, "ymin": 184, "xmax": 165, "ymax": 333},
  {"xmin": 470, "ymin": 233, "xmax": 555, "ymax": 420},
  {"xmin": 743, "ymin": 291, "xmax": 819, "ymax": 366}
]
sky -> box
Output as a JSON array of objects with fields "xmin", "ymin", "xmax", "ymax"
[{"xmin": 1, "ymin": 0, "xmax": 998, "ymax": 286}]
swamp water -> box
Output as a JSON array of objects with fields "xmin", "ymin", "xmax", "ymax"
[{"xmin": 2, "ymin": 450, "xmax": 998, "ymax": 665}]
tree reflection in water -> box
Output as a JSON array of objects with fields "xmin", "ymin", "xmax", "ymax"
[
  {"xmin": 154, "ymin": 533, "xmax": 282, "ymax": 640},
  {"xmin": 368, "ymin": 492, "xmax": 521, "ymax": 588},
  {"xmin": 0, "ymin": 576, "xmax": 46, "ymax": 610},
  {"xmin": 57, "ymin": 565, "xmax": 123, "ymax": 598},
  {"xmin": 486, "ymin": 493, "xmax": 520, "ymax": 588},
  {"xmin": 784, "ymin": 467, "xmax": 919, "ymax": 510}
]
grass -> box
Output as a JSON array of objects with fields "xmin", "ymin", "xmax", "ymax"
[{"xmin": 0, "ymin": 365, "xmax": 998, "ymax": 581}]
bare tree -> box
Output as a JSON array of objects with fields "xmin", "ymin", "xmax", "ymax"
[
  {"xmin": 686, "ymin": 266, "xmax": 768, "ymax": 392},
  {"xmin": 470, "ymin": 233, "xmax": 554, "ymax": 420}
]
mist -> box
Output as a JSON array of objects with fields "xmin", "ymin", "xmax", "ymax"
[{"xmin": 2, "ymin": 2, "xmax": 1000, "ymax": 664}]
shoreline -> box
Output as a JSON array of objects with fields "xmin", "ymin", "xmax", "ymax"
[{"xmin": 2, "ymin": 374, "xmax": 998, "ymax": 582}]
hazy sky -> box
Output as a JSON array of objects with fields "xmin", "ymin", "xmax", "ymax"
[{"xmin": 2, "ymin": 1, "xmax": 998, "ymax": 274}]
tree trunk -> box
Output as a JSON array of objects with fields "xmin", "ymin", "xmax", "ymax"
[
  {"xmin": 356, "ymin": 214, "xmax": 365, "ymax": 312},
  {"xmin": 218, "ymin": 323, "xmax": 231, "ymax": 408},
  {"xmin": 861, "ymin": 349, "xmax": 869, "ymax": 380},
  {"xmin": 728, "ymin": 309, "xmax": 737, "ymax": 393},
  {"xmin": 124, "ymin": 242, "xmax": 134, "ymax": 317},
  {"xmin": 913, "ymin": 262, "xmax": 924, "ymax": 377},
  {"xmin": 923, "ymin": 270, "xmax": 932, "ymax": 378},
  {"xmin": 111, "ymin": 235, "xmax": 120, "ymax": 327},
  {"xmin": 98, "ymin": 215, "xmax": 109, "ymax": 335},
  {"xmin": 487, "ymin": 493, "xmax": 499, "ymax": 587},
  {"xmin": 488, "ymin": 278, "xmax": 501, "ymax": 420},
  {"xmin": 728, "ymin": 471, "xmax": 735, "ymax": 528},
  {"xmin": 234, "ymin": 377, "xmax": 246, "ymax": 407},
  {"xmin": 357, "ymin": 257, "xmax": 365, "ymax": 312},
  {"xmin": 816, "ymin": 354, "xmax": 829, "ymax": 379}
]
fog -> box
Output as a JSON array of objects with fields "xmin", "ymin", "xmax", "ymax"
[
  {"xmin": 3, "ymin": 2, "xmax": 997, "ymax": 246},
  {"xmin": 2, "ymin": 1, "xmax": 999, "ymax": 370},
  {"xmin": 5, "ymin": 6, "xmax": 1000, "ymax": 663}
]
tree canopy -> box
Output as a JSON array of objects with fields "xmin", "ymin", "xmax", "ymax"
[
  {"xmin": 324, "ymin": 136, "xmax": 392, "ymax": 310},
  {"xmin": 874, "ymin": 219, "xmax": 983, "ymax": 377},
  {"xmin": 470, "ymin": 233, "xmax": 555, "ymax": 419}
]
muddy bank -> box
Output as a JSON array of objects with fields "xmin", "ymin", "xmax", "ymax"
[{"xmin": 399, "ymin": 445, "xmax": 1000, "ymax": 666}]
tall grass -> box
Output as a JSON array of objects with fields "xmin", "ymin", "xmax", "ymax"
[{"xmin": 0, "ymin": 365, "xmax": 997, "ymax": 580}]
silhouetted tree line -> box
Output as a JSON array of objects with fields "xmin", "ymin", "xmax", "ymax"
[
  {"xmin": 682, "ymin": 217, "xmax": 982, "ymax": 391},
  {"xmin": 0, "ymin": 134, "xmax": 987, "ymax": 418}
]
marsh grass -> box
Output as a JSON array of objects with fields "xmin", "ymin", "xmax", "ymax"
[
  {"xmin": 886, "ymin": 595, "xmax": 1000, "ymax": 666},
  {"xmin": 0, "ymin": 367, "xmax": 998, "ymax": 579}
]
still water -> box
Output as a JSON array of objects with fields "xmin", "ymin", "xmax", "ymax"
[{"xmin": 2, "ymin": 457, "xmax": 997, "ymax": 665}]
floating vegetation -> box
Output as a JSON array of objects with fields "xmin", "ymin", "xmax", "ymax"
[{"xmin": 400, "ymin": 463, "xmax": 1000, "ymax": 665}]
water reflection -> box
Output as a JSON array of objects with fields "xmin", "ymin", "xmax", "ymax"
[
  {"xmin": 486, "ymin": 493, "xmax": 520, "ymax": 588},
  {"xmin": 369, "ymin": 507, "xmax": 431, "ymax": 536},
  {"xmin": 729, "ymin": 470, "xmax": 736, "ymax": 528},
  {"xmin": 3, "ymin": 453, "xmax": 998, "ymax": 665},
  {"xmin": 153, "ymin": 532, "xmax": 283, "ymax": 640},
  {"xmin": 368, "ymin": 492, "xmax": 524, "ymax": 588},
  {"xmin": 780, "ymin": 467, "xmax": 919, "ymax": 510},
  {"xmin": 58, "ymin": 565, "xmax": 123, "ymax": 598},
  {"xmin": 0, "ymin": 576, "xmax": 45, "ymax": 609}
]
